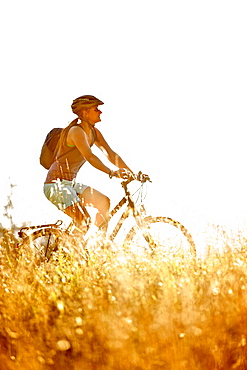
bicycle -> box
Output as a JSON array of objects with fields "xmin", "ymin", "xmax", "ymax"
[{"xmin": 17, "ymin": 172, "xmax": 196, "ymax": 261}]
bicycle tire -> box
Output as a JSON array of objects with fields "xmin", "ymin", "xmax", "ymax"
[
  {"xmin": 19, "ymin": 228, "xmax": 89, "ymax": 263},
  {"xmin": 124, "ymin": 216, "xmax": 196, "ymax": 257},
  {"xmin": 20, "ymin": 228, "xmax": 63, "ymax": 262}
]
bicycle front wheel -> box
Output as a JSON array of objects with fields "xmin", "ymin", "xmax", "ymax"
[
  {"xmin": 20, "ymin": 228, "xmax": 62, "ymax": 262},
  {"xmin": 124, "ymin": 216, "xmax": 196, "ymax": 257}
]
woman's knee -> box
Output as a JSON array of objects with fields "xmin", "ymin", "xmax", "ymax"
[
  {"xmin": 63, "ymin": 203, "xmax": 83, "ymax": 221},
  {"xmin": 81, "ymin": 188, "xmax": 110, "ymax": 211}
]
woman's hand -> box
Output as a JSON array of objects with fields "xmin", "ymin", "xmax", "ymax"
[{"xmin": 109, "ymin": 168, "xmax": 133, "ymax": 179}]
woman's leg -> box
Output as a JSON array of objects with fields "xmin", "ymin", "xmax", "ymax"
[
  {"xmin": 81, "ymin": 187, "xmax": 110, "ymax": 227},
  {"xmin": 63, "ymin": 187, "xmax": 110, "ymax": 229}
]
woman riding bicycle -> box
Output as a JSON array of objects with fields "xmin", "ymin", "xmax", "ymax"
[{"xmin": 44, "ymin": 95, "xmax": 133, "ymax": 230}]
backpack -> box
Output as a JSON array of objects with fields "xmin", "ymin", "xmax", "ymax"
[
  {"xmin": 40, "ymin": 128, "xmax": 65, "ymax": 169},
  {"xmin": 40, "ymin": 125, "xmax": 96, "ymax": 170}
]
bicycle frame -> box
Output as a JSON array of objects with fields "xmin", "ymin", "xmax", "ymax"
[
  {"xmin": 106, "ymin": 178, "xmax": 147, "ymax": 242},
  {"xmin": 18, "ymin": 175, "xmax": 149, "ymax": 243},
  {"xmin": 18, "ymin": 173, "xmax": 197, "ymax": 257}
]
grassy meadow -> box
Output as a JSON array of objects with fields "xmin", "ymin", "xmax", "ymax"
[{"xmin": 1, "ymin": 224, "xmax": 247, "ymax": 370}]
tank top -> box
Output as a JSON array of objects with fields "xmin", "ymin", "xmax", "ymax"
[{"xmin": 45, "ymin": 126, "xmax": 96, "ymax": 183}]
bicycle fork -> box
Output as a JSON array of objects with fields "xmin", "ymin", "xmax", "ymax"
[{"xmin": 132, "ymin": 206, "xmax": 157, "ymax": 251}]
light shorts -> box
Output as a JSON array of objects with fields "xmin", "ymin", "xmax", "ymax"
[{"xmin": 43, "ymin": 179, "xmax": 89, "ymax": 211}]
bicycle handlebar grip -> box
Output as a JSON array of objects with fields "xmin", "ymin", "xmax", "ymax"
[{"xmin": 136, "ymin": 171, "xmax": 151, "ymax": 182}]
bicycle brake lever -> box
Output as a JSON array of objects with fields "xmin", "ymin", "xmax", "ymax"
[
  {"xmin": 142, "ymin": 175, "xmax": 152, "ymax": 183},
  {"xmin": 137, "ymin": 171, "xmax": 152, "ymax": 183}
]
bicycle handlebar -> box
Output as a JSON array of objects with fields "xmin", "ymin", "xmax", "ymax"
[
  {"xmin": 120, "ymin": 171, "xmax": 151, "ymax": 190},
  {"xmin": 132, "ymin": 171, "xmax": 151, "ymax": 183}
]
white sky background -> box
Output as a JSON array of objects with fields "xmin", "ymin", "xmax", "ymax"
[{"xmin": 0, "ymin": 0, "xmax": 247, "ymax": 235}]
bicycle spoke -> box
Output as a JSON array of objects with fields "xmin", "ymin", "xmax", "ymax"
[
  {"xmin": 125, "ymin": 216, "xmax": 196, "ymax": 258},
  {"xmin": 20, "ymin": 229, "xmax": 61, "ymax": 262},
  {"xmin": 31, "ymin": 234, "xmax": 59, "ymax": 259}
]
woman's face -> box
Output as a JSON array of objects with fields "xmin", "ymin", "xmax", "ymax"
[{"xmin": 84, "ymin": 105, "xmax": 102, "ymax": 125}]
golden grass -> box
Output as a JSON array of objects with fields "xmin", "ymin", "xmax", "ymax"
[{"xmin": 1, "ymin": 226, "xmax": 247, "ymax": 370}]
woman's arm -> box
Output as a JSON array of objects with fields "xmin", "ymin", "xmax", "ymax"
[
  {"xmin": 68, "ymin": 126, "xmax": 113, "ymax": 175},
  {"xmin": 94, "ymin": 128, "xmax": 133, "ymax": 173},
  {"xmin": 68, "ymin": 126, "xmax": 132, "ymax": 178}
]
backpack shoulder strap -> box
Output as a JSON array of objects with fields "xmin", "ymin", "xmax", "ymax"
[
  {"xmin": 55, "ymin": 125, "xmax": 96, "ymax": 163},
  {"xmin": 54, "ymin": 133, "xmax": 74, "ymax": 162},
  {"xmin": 74, "ymin": 125, "xmax": 97, "ymax": 145}
]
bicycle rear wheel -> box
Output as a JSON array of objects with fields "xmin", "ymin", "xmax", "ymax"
[
  {"xmin": 124, "ymin": 216, "xmax": 196, "ymax": 257},
  {"xmin": 20, "ymin": 228, "xmax": 62, "ymax": 262}
]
